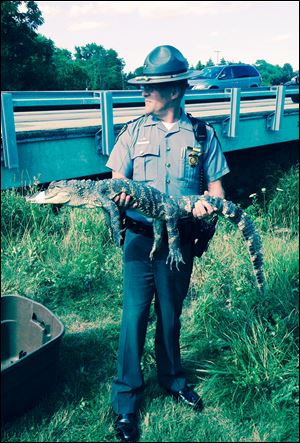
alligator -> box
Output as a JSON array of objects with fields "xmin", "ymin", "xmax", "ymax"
[{"xmin": 26, "ymin": 178, "xmax": 264, "ymax": 290}]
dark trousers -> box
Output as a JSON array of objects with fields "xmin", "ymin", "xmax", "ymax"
[{"xmin": 111, "ymin": 225, "xmax": 194, "ymax": 414}]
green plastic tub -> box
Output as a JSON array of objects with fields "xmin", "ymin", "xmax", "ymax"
[{"xmin": 1, "ymin": 294, "xmax": 65, "ymax": 422}]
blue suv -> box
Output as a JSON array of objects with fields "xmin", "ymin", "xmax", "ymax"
[{"xmin": 189, "ymin": 64, "xmax": 262, "ymax": 90}]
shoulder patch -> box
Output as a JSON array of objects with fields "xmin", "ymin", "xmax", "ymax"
[
  {"xmin": 115, "ymin": 124, "xmax": 128, "ymax": 143},
  {"xmin": 115, "ymin": 115, "xmax": 146, "ymax": 143}
]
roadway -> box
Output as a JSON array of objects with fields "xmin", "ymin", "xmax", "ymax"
[{"xmin": 14, "ymin": 97, "xmax": 299, "ymax": 132}]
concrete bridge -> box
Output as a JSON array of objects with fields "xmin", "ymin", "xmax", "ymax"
[{"xmin": 1, "ymin": 86, "xmax": 299, "ymax": 189}]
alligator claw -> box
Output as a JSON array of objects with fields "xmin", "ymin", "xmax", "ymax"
[
  {"xmin": 149, "ymin": 249, "xmax": 155, "ymax": 261},
  {"xmin": 166, "ymin": 251, "xmax": 185, "ymax": 270}
]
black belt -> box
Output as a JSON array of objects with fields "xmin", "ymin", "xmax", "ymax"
[
  {"xmin": 125, "ymin": 216, "xmax": 193, "ymax": 239},
  {"xmin": 125, "ymin": 217, "xmax": 156, "ymax": 238}
]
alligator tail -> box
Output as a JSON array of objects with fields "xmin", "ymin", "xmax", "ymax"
[{"xmin": 203, "ymin": 196, "xmax": 265, "ymax": 291}]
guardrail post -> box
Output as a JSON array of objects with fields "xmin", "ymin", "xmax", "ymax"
[
  {"xmin": 1, "ymin": 93, "xmax": 19, "ymax": 168},
  {"xmin": 226, "ymin": 88, "xmax": 241, "ymax": 137},
  {"xmin": 268, "ymin": 85, "xmax": 286, "ymax": 131},
  {"xmin": 100, "ymin": 91, "xmax": 115, "ymax": 156}
]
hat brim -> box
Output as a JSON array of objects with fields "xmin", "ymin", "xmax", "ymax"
[{"xmin": 127, "ymin": 69, "xmax": 199, "ymax": 85}]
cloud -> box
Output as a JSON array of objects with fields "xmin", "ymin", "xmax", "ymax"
[
  {"xmin": 68, "ymin": 21, "xmax": 107, "ymax": 32},
  {"xmin": 36, "ymin": 2, "xmax": 61, "ymax": 18},
  {"xmin": 69, "ymin": 3, "xmax": 95, "ymax": 17},
  {"xmin": 68, "ymin": 1, "xmax": 251, "ymax": 19},
  {"xmin": 273, "ymin": 34, "xmax": 292, "ymax": 42}
]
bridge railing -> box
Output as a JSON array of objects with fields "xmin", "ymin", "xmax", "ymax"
[{"xmin": 1, "ymin": 86, "xmax": 299, "ymax": 168}]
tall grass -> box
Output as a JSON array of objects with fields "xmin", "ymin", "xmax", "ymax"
[{"xmin": 1, "ymin": 166, "xmax": 299, "ymax": 442}]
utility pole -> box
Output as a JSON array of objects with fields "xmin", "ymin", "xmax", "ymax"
[{"xmin": 214, "ymin": 50, "xmax": 221, "ymax": 65}]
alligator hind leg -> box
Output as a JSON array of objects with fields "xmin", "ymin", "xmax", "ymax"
[{"xmin": 165, "ymin": 216, "xmax": 185, "ymax": 270}]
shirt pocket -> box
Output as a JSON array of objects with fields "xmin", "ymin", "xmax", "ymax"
[
  {"xmin": 179, "ymin": 147, "xmax": 203, "ymax": 189},
  {"xmin": 132, "ymin": 145, "xmax": 160, "ymax": 182}
]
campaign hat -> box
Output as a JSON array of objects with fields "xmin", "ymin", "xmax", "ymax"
[{"xmin": 128, "ymin": 45, "xmax": 198, "ymax": 84}]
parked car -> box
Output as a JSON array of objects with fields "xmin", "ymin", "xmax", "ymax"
[
  {"xmin": 284, "ymin": 74, "xmax": 299, "ymax": 103},
  {"xmin": 189, "ymin": 63, "xmax": 262, "ymax": 90}
]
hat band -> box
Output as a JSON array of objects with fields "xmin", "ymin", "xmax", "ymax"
[{"xmin": 134, "ymin": 71, "xmax": 188, "ymax": 82}]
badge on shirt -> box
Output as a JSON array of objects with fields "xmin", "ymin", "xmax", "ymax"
[{"xmin": 187, "ymin": 146, "xmax": 202, "ymax": 168}]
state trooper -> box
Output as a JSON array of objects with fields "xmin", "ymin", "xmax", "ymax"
[{"xmin": 106, "ymin": 45, "xmax": 230, "ymax": 442}]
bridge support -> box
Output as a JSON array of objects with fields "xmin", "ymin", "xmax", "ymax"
[
  {"xmin": 222, "ymin": 88, "xmax": 241, "ymax": 138},
  {"xmin": 100, "ymin": 91, "xmax": 115, "ymax": 156},
  {"xmin": 266, "ymin": 85, "xmax": 286, "ymax": 131},
  {"xmin": 1, "ymin": 93, "xmax": 19, "ymax": 168}
]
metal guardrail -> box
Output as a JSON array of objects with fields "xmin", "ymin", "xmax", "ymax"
[
  {"xmin": 5, "ymin": 86, "xmax": 295, "ymax": 106},
  {"xmin": 1, "ymin": 86, "xmax": 299, "ymax": 167}
]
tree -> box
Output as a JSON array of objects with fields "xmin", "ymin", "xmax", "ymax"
[
  {"xmin": 205, "ymin": 58, "xmax": 215, "ymax": 67},
  {"xmin": 75, "ymin": 43, "xmax": 125, "ymax": 90},
  {"xmin": 195, "ymin": 61, "xmax": 205, "ymax": 71},
  {"xmin": 52, "ymin": 48, "xmax": 89, "ymax": 90},
  {"xmin": 254, "ymin": 59, "xmax": 291, "ymax": 85},
  {"xmin": 1, "ymin": 1, "xmax": 43, "ymax": 32},
  {"xmin": 125, "ymin": 66, "xmax": 144, "ymax": 89},
  {"xmin": 21, "ymin": 34, "xmax": 57, "ymax": 89},
  {"xmin": 282, "ymin": 63, "xmax": 294, "ymax": 82},
  {"xmin": 1, "ymin": 1, "xmax": 49, "ymax": 89}
]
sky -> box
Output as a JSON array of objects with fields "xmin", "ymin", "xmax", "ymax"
[{"xmin": 33, "ymin": 1, "xmax": 299, "ymax": 73}]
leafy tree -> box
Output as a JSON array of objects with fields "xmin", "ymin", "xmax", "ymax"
[
  {"xmin": 126, "ymin": 66, "xmax": 144, "ymax": 79},
  {"xmin": 195, "ymin": 61, "xmax": 205, "ymax": 70},
  {"xmin": 254, "ymin": 59, "xmax": 291, "ymax": 85},
  {"xmin": 125, "ymin": 66, "xmax": 144, "ymax": 89},
  {"xmin": 75, "ymin": 43, "xmax": 125, "ymax": 90},
  {"xmin": 1, "ymin": 4, "xmax": 126, "ymax": 91},
  {"xmin": 1, "ymin": 1, "xmax": 50, "ymax": 89},
  {"xmin": 52, "ymin": 48, "xmax": 89, "ymax": 90},
  {"xmin": 21, "ymin": 34, "xmax": 57, "ymax": 89},
  {"xmin": 205, "ymin": 58, "xmax": 215, "ymax": 67},
  {"xmin": 1, "ymin": 0, "xmax": 43, "ymax": 32},
  {"xmin": 220, "ymin": 57, "xmax": 227, "ymax": 65},
  {"xmin": 282, "ymin": 63, "xmax": 294, "ymax": 82}
]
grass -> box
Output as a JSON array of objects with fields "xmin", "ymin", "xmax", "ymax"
[{"xmin": 1, "ymin": 165, "xmax": 299, "ymax": 442}]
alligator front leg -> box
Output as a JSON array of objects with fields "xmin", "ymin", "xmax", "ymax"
[
  {"xmin": 94, "ymin": 197, "xmax": 123, "ymax": 246},
  {"xmin": 149, "ymin": 219, "xmax": 164, "ymax": 260}
]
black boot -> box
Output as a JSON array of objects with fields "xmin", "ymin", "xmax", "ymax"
[
  {"xmin": 167, "ymin": 385, "xmax": 204, "ymax": 411},
  {"xmin": 115, "ymin": 413, "xmax": 139, "ymax": 442}
]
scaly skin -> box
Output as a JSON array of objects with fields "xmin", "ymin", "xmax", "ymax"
[{"xmin": 26, "ymin": 178, "xmax": 265, "ymax": 290}]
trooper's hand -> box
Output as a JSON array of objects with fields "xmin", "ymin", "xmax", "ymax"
[
  {"xmin": 192, "ymin": 191, "xmax": 214, "ymax": 219},
  {"xmin": 113, "ymin": 193, "xmax": 138, "ymax": 209}
]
